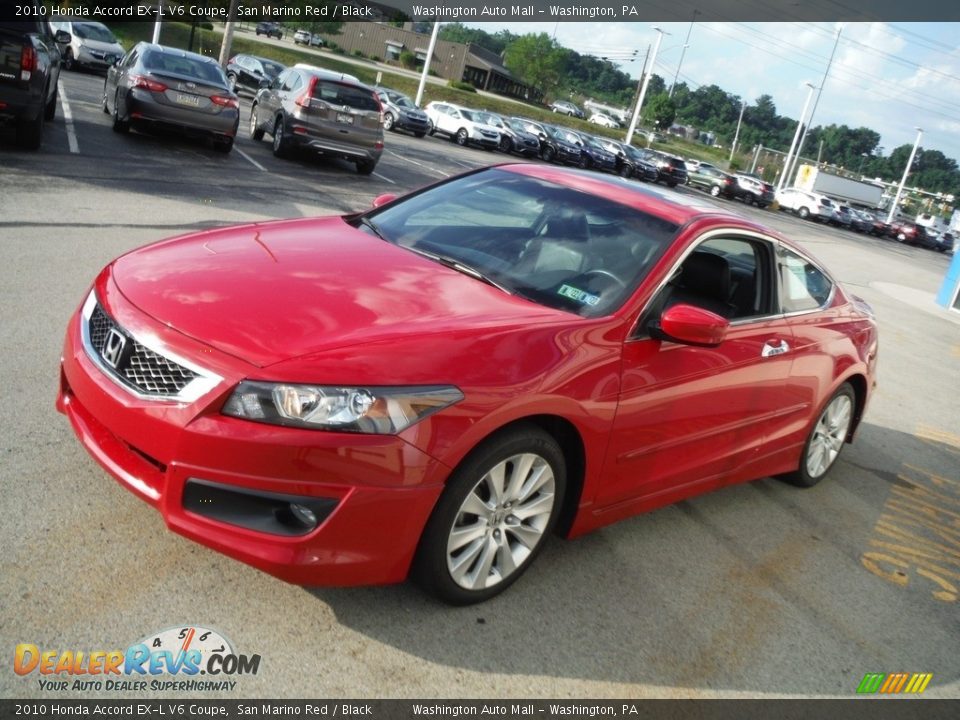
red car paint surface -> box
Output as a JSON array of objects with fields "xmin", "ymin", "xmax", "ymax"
[{"xmin": 58, "ymin": 164, "xmax": 878, "ymax": 593}]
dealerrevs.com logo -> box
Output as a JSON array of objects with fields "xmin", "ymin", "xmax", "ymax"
[{"xmin": 14, "ymin": 626, "xmax": 261, "ymax": 692}]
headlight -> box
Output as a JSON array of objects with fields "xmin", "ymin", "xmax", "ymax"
[{"xmin": 222, "ymin": 381, "xmax": 463, "ymax": 434}]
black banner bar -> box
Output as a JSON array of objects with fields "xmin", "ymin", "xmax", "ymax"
[
  {"xmin": 2, "ymin": 1, "xmax": 960, "ymax": 23},
  {"xmin": 1, "ymin": 700, "xmax": 958, "ymax": 720}
]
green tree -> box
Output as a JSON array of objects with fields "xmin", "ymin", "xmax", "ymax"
[
  {"xmin": 503, "ymin": 33, "xmax": 565, "ymax": 98},
  {"xmin": 642, "ymin": 93, "xmax": 676, "ymax": 130}
]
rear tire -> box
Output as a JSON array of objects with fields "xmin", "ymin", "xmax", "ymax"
[
  {"xmin": 383, "ymin": 113, "xmax": 395, "ymax": 131},
  {"xmin": 272, "ymin": 115, "xmax": 289, "ymax": 158},
  {"xmin": 414, "ymin": 131, "xmax": 426, "ymax": 138},
  {"xmin": 44, "ymin": 84, "xmax": 57, "ymax": 121},
  {"xmin": 780, "ymin": 383, "xmax": 855, "ymax": 488},
  {"xmin": 213, "ymin": 136, "xmax": 234, "ymax": 153},
  {"xmin": 227, "ymin": 73, "xmax": 237, "ymax": 94},
  {"xmin": 63, "ymin": 48, "xmax": 74, "ymax": 71},
  {"xmin": 798, "ymin": 206, "xmax": 810, "ymax": 219},
  {"xmin": 710, "ymin": 185, "xmax": 721, "ymax": 197},
  {"xmin": 356, "ymin": 159, "xmax": 376, "ymax": 175},
  {"xmin": 111, "ymin": 92, "xmax": 129, "ymax": 134},
  {"xmin": 15, "ymin": 107, "xmax": 44, "ymax": 150},
  {"xmin": 249, "ymin": 106, "xmax": 264, "ymax": 140}
]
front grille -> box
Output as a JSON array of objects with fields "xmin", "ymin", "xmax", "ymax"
[{"xmin": 88, "ymin": 304, "xmax": 198, "ymax": 397}]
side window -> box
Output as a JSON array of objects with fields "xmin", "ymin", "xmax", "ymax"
[
  {"xmin": 271, "ymin": 69, "xmax": 289, "ymax": 90},
  {"xmin": 281, "ymin": 71, "xmax": 300, "ymax": 92},
  {"xmin": 778, "ymin": 247, "xmax": 833, "ymax": 313},
  {"xmin": 122, "ymin": 48, "xmax": 139, "ymax": 70},
  {"xmin": 634, "ymin": 235, "xmax": 773, "ymax": 338}
]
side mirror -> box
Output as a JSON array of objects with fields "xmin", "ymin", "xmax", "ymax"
[
  {"xmin": 652, "ymin": 304, "xmax": 728, "ymax": 347},
  {"xmin": 371, "ymin": 193, "xmax": 397, "ymax": 208},
  {"xmin": 55, "ymin": 30, "xmax": 71, "ymax": 44}
]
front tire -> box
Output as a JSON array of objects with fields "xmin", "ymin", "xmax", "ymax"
[
  {"xmin": 709, "ymin": 185, "xmax": 721, "ymax": 197},
  {"xmin": 455, "ymin": 128, "xmax": 469, "ymax": 146},
  {"xmin": 111, "ymin": 91, "xmax": 129, "ymax": 134},
  {"xmin": 542, "ymin": 145, "xmax": 556, "ymax": 163},
  {"xmin": 16, "ymin": 107, "xmax": 44, "ymax": 150},
  {"xmin": 383, "ymin": 113, "xmax": 395, "ymax": 131},
  {"xmin": 413, "ymin": 425, "xmax": 566, "ymax": 605},
  {"xmin": 44, "ymin": 84, "xmax": 57, "ymax": 121},
  {"xmin": 272, "ymin": 115, "xmax": 289, "ymax": 158},
  {"xmin": 798, "ymin": 206, "xmax": 810, "ymax": 219},
  {"xmin": 781, "ymin": 383, "xmax": 855, "ymax": 488},
  {"xmin": 227, "ymin": 73, "xmax": 238, "ymax": 94}
]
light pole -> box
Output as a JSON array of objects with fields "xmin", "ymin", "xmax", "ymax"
[
  {"xmin": 729, "ymin": 100, "xmax": 746, "ymax": 165},
  {"xmin": 625, "ymin": 26, "xmax": 667, "ymax": 146},
  {"xmin": 776, "ymin": 82, "xmax": 817, "ymax": 193},
  {"xmin": 669, "ymin": 9, "xmax": 699, "ymax": 98},
  {"xmin": 857, "ymin": 152, "xmax": 868, "ymax": 176},
  {"xmin": 886, "ymin": 127, "xmax": 923, "ymax": 224},
  {"xmin": 415, "ymin": 21, "xmax": 440, "ymax": 107}
]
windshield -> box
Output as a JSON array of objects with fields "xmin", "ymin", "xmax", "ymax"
[
  {"xmin": 262, "ymin": 61, "xmax": 284, "ymax": 77},
  {"xmin": 360, "ymin": 169, "xmax": 679, "ymax": 318},
  {"xmin": 390, "ymin": 93, "xmax": 415, "ymax": 108},
  {"xmin": 478, "ymin": 113, "xmax": 504, "ymax": 128},
  {"xmin": 74, "ymin": 23, "xmax": 117, "ymax": 43}
]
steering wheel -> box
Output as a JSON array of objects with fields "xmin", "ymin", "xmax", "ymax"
[{"xmin": 581, "ymin": 269, "xmax": 627, "ymax": 289}]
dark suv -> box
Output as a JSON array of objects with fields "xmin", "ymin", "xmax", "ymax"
[
  {"xmin": 733, "ymin": 173, "xmax": 775, "ymax": 208},
  {"xmin": 256, "ymin": 23, "xmax": 283, "ymax": 40},
  {"xmin": 251, "ymin": 65, "xmax": 384, "ymax": 174},
  {"xmin": 640, "ymin": 150, "xmax": 688, "ymax": 187},
  {"xmin": 0, "ymin": 13, "xmax": 70, "ymax": 149},
  {"xmin": 225, "ymin": 54, "xmax": 286, "ymax": 96}
]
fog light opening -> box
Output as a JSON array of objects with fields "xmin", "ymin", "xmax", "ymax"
[{"xmin": 276, "ymin": 502, "xmax": 319, "ymax": 531}]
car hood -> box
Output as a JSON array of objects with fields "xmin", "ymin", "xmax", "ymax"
[
  {"xmin": 110, "ymin": 217, "xmax": 566, "ymax": 368},
  {"xmin": 78, "ymin": 38, "xmax": 123, "ymax": 53}
]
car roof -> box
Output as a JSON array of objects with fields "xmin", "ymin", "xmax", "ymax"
[{"xmin": 293, "ymin": 64, "xmax": 364, "ymax": 87}]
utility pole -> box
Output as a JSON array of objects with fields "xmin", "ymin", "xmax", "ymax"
[
  {"xmin": 729, "ymin": 100, "xmax": 746, "ymax": 165},
  {"xmin": 218, "ymin": 0, "xmax": 239, "ymax": 68},
  {"xmin": 669, "ymin": 9, "xmax": 699, "ymax": 98},
  {"xmin": 777, "ymin": 82, "xmax": 817, "ymax": 193},
  {"xmin": 886, "ymin": 128, "xmax": 923, "ymax": 224},
  {"xmin": 415, "ymin": 21, "xmax": 440, "ymax": 107},
  {"xmin": 626, "ymin": 27, "xmax": 666, "ymax": 146},
  {"xmin": 788, "ymin": 25, "xmax": 842, "ymax": 184}
]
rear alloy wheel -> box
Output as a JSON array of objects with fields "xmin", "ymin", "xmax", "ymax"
[
  {"xmin": 227, "ymin": 73, "xmax": 238, "ymax": 93},
  {"xmin": 798, "ymin": 206, "xmax": 810, "ymax": 219},
  {"xmin": 414, "ymin": 425, "xmax": 566, "ymax": 605},
  {"xmin": 710, "ymin": 185, "xmax": 721, "ymax": 197},
  {"xmin": 249, "ymin": 106, "xmax": 264, "ymax": 140},
  {"xmin": 455, "ymin": 128, "xmax": 469, "ymax": 146},
  {"xmin": 383, "ymin": 113, "xmax": 395, "ymax": 131},
  {"xmin": 101, "ymin": 81, "xmax": 110, "ymax": 114},
  {"xmin": 272, "ymin": 116, "xmax": 288, "ymax": 157},
  {"xmin": 111, "ymin": 92, "xmax": 129, "ymax": 134},
  {"xmin": 781, "ymin": 383, "xmax": 855, "ymax": 488}
]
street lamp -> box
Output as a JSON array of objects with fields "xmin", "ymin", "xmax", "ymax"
[
  {"xmin": 625, "ymin": 26, "xmax": 668, "ymax": 146},
  {"xmin": 857, "ymin": 152, "xmax": 868, "ymax": 175},
  {"xmin": 886, "ymin": 127, "xmax": 923, "ymax": 224},
  {"xmin": 776, "ymin": 82, "xmax": 817, "ymax": 193},
  {"xmin": 669, "ymin": 9, "xmax": 699, "ymax": 98}
]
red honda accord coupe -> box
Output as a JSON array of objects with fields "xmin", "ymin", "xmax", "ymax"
[{"xmin": 58, "ymin": 164, "xmax": 878, "ymax": 604}]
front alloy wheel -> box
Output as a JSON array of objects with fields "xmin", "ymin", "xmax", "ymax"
[
  {"xmin": 455, "ymin": 128, "xmax": 469, "ymax": 146},
  {"xmin": 782, "ymin": 383, "xmax": 854, "ymax": 487},
  {"xmin": 414, "ymin": 425, "xmax": 566, "ymax": 604}
]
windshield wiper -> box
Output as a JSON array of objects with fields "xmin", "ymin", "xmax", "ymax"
[
  {"xmin": 356, "ymin": 215, "xmax": 388, "ymax": 242},
  {"xmin": 407, "ymin": 247, "xmax": 513, "ymax": 295}
]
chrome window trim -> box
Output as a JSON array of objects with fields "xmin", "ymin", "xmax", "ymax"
[
  {"xmin": 80, "ymin": 291, "xmax": 222, "ymax": 403},
  {"xmin": 776, "ymin": 243, "xmax": 837, "ymax": 317},
  {"xmin": 629, "ymin": 227, "xmax": 785, "ymax": 340}
]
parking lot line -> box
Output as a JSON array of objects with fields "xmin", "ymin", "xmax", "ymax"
[
  {"xmin": 386, "ymin": 150, "xmax": 450, "ymax": 177},
  {"xmin": 236, "ymin": 147, "xmax": 268, "ymax": 172},
  {"xmin": 57, "ymin": 80, "xmax": 79, "ymax": 155},
  {"xmin": 372, "ymin": 171, "xmax": 396, "ymax": 184}
]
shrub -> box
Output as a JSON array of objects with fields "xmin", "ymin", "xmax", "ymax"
[
  {"xmin": 353, "ymin": 49, "xmax": 365, "ymax": 58},
  {"xmin": 447, "ymin": 80, "xmax": 477, "ymax": 93},
  {"xmin": 399, "ymin": 50, "xmax": 417, "ymax": 70}
]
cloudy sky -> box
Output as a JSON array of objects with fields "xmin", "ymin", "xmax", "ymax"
[{"xmin": 465, "ymin": 21, "xmax": 960, "ymax": 164}]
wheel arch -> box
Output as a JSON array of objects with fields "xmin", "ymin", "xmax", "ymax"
[{"xmin": 841, "ymin": 372, "xmax": 869, "ymax": 441}]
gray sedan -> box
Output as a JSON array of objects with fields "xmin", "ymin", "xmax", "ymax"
[{"xmin": 103, "ymin": 42, "xmax": 240, "ymax": 153}]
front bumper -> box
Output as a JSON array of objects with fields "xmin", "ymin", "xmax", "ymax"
[{"xmin": 57, "ymin": 282, "xmax": 445, "ymax": 586}]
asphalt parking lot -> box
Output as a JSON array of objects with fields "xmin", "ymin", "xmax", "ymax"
[{"xmin": 1, "ymin": 69, "xmax": 958, "ymax": 700}]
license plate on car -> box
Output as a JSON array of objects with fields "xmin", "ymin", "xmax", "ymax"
[
  {"xmin": 175, "ymin": 93, "xmax": 201, "ymax": 107},
  {"xmin": 336, "ymin": 113, "xmax": 354, "ymax": 125}
]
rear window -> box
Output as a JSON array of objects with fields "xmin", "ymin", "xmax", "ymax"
[
  {"xmin": 143, "ymin": 51, "xmax": 226, "ymax": 86},
  {"xmin": 314, "ymin": 81, "xmax": 378, "ymax": 111}
]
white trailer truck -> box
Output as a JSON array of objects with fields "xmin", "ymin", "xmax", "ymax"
[{"xmin": 794, "ymin": 165, "xmax": 884, "ymax": 207}]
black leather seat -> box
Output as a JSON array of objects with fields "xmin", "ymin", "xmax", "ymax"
[{"xmin": 666, "ymin": 252, "xmax": 736, "ymax": 318}]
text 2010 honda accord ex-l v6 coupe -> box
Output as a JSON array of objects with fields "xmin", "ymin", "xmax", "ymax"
[{"xmin": 57, "ymin": 164, "xmax": 878, "ymax": 605}]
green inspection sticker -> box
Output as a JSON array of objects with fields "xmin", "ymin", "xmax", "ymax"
[{"xmin": 557, "ymin": 284, "xmax": 601, "ymax": 306}]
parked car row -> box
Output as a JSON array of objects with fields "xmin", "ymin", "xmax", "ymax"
[{"xmin": 775, "ymin": 187, "xmax": 954, "ymax": 253}]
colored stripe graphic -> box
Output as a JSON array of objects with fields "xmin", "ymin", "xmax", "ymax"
[{"xmin": 857, "ymin": 672, "xmax": 932, "ymax": 694}]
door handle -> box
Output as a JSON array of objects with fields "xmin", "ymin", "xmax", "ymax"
[{"xmin": 761, "ymin": 339, "xmax": 790, "ymax": 357}]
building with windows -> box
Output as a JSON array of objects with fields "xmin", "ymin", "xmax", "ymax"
[{"xmin": 315, "ymin": 22, "xmax": 542, "ymax": 103}]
